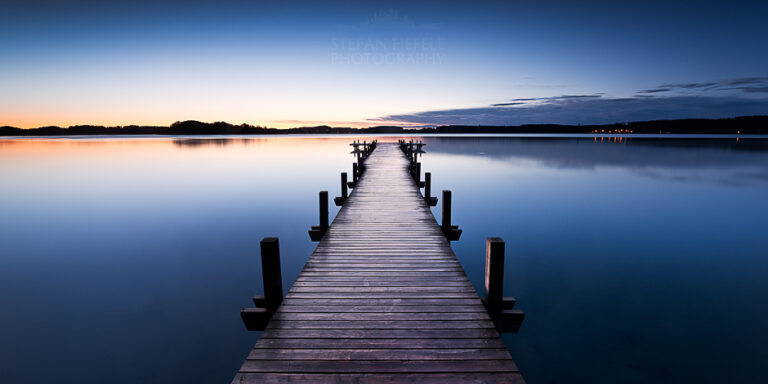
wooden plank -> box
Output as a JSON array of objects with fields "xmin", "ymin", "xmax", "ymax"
[
  {"xmin": 246, "ymin": 348, "xmax": 513, "ymax": 360},
  {"xmin": 270, "ymin": 312, "xmax": 490, "ymax": 321},
  {"xmin": 239, "ymin": 359, "xmax": 518, "ymax": 373},
  {"xmin": 233, "ymin": 373, "xmax": 525, "ymax": 384},
  {"xmin": 259, "ymin": 328, "xmax": 500, "ymax": 339},
  {"xmin": 276, "ymin": 305, "xmax": 487, "ymax": 313},
  {"xmin": 275, "ymin": 298, "xmax": 483, "ymax": 306},
  {"xmin": 265, "ymin": 320, "xmax": 493, "ymax": 329},
  {"xmin": 251, "ymin": 338, "xmax": 508, "ymax": 349}
]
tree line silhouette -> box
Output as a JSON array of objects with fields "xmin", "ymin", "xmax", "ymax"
[{"xmin": 1, "ymin": 116, "xmax": 766, "ymax": 136}]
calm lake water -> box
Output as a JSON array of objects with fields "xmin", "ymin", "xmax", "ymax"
[{"xmin": 1, "ymin": 135, "xmax": 767, "ymax": 383}]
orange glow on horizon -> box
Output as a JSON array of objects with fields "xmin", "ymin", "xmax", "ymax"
[{"xmin": 0, "ymin": 116, "xmax": 418, "ymax": 130}]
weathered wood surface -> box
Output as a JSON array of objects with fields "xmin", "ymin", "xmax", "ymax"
[{"xmin": 233, "ymin": 143, "xmax": 523, "ymax": 383}]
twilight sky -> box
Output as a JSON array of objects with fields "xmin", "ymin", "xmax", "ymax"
[{"xmin": 1, "ymin": 0, "xmax": 767, "ymax": 128}]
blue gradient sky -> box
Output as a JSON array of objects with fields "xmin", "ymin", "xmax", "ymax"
[{"xmin": 1, "ymin": 0, "xmax": 767, "ymax": 128}]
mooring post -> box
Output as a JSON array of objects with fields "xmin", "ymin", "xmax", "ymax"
[
  {"xmin": 319, "ymin": 190, "xmax": 329, "ymax": 230},
  {"xmin": 335, "ymin": 172, "xmax": 348, "ymax": 206},
  {"xmin": 441, "ymin": 190, "xmax": 462, "ymax": 241},
  {"xmin": 352, "ymin": 163, "xmax": 358, "ymax": 184},
  {"xmin": 357, "ymin": 152, "xmax": 364, "ymax": 173},
  {"xmin": 261, "ymin": 237, "xmax": 284, "ymax": 311},
  {"xmin": 424, "ymin": 172, "xmax": 437, "ymax": 206},
  {"xmin": 482, "ymin": 237, "xmax": 524, "ymax": 332},
  {"xmin": 309, "ymin": 191, "xmax": 329, "ymax": 241},
  {"xmin": 442, "ymin": 190, "xmax": 452, "ymax": 233},
  {"xmin": 485, "ymin": 238, "xmax": 505, "ymax": 318},
  {"xmin": 240, "ymin": 237, "xmax": 284, "ymax": 330},
  {"xmin": 415, "ymin": 162, "xmax": 423, "ymax": 187}
]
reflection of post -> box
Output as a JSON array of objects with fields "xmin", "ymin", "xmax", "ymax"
[
  {"xmin": 485, "ymin": 238, "xmax": 504, "ymax": 318},
  {"xmin": 261, "ymin": 237, "xmax": 284, "ymax": 311}
]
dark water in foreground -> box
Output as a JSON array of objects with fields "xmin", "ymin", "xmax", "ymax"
[{"xmin": 1, "ymin": 135, "xmax": 767, "ymax": 383}]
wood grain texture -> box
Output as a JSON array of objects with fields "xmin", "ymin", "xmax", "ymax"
[{"xmin": 232, "ymin": 143, "xmax": 523, "ymax": 383}]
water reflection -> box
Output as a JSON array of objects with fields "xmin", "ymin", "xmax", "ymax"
[
  {"xmin": 422, "ymin": 137, "xmax": 768, "ymax": 188},
  {"xmin": 172, "ymin": 138, "xmax": 261, "ymax": 147},
  {"xmin": 0, "ymin": 135, "xmax": 767, "ymax": 384}
]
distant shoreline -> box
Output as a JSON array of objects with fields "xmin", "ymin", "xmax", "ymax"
[{"xmin": 2, "ymin": 116, "xmax": 767, "ymax": 136}]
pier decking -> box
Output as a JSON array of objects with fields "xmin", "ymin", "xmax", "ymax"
[{"xmin": 233, "ymin": 143, "xmax": 524, "ymax": 383}]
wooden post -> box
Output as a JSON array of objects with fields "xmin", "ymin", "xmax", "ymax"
[
  {"xmin": 485, "ymin": 237, "xmax": 505, "ymax": 318},
  {"xmin": 424, "ymin": 172, "xmax": 437, "ymax": 206},
  {"xmin": 415, "ymin": 162, "xmax": 421, "ymax": 183},
  {"xmin": 425, "ymin": 172, "xmax": 432, "ymax": 199},
  {"xmin": 441, "ymin": 190, "xmax": 461, "ymax": 240},
  {"xmin": 352, "ymin": 163, "xmax": 358, "ymax": 184},
  {"xmin": 260, "ymin": 237, "xmax": 283, "ymax": 311},
  {"xmin": 319, "ymin": 191, "xmax": 329, "ymax": 230},
  {"xmin": 335, "ymin": 172, "xmax": 348, "ymax": 206},
  {"xmin": 442, "ymin": 190, "xmax": 451, "ymax": 233},
  {"xmin": 357, "ymin": 152, "xmax": 363, "ymax": 173}
]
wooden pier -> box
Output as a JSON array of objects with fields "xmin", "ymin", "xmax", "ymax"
[{"xmin": 235, "ymin": 141, "xmax": 524, "ymax": 383}]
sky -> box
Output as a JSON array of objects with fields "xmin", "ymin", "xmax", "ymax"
[{"xmin": 1, "ymin": 0, "xmax": 767, "ymax": 128}]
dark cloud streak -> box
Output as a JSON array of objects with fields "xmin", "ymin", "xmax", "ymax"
[
  {"xmin": 378, "ymin": 77, "xmax": 768, "ymax": 126},
  {"xmin": 379, "ymin": 96, "xmax": 768, "ymax": 126}
]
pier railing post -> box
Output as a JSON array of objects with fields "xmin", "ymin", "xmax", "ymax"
[
  {"xmin": 442, "ymin": 190, "xmax": 451, "ymax": 233},
  {"xmin": 352, "ymin": 163, "xmax": 358, "ymax": 185},
  {"xmin": 335, "ymin": 172, "xmax": 348, "ymax": 206},
  {"xmin": 240, "ymin": 237, "xmax": 284, "ymax": 330},
  {"xmin": 341, "ymin": 173, "xmax": 348, "ymax": 199},
  {"xmin": 415, "ymin": 162, "xmax": 424, "ymax": 187},
  {"xmin": 481, "ymin": 237, "xmax": 525, "ymax": 332},
  {"xmin": 424, "ymin": 172, "xmax": 437, "ymax": 206},
  {"xmin": 485, "ymin": 238, "xmax": 504, "ymax": 318},
  {"xmin": 308, "ymin": 191, "xmax": 329, "ymax": 241},
  {"xmin": 319, "ymin": 190, "xmax": 329, "ymax": 230},
  {"xmin": 441, "ymin": 190, "xmax": 462, "ymax": 241},
  {"xmin": 261, "ymin": 237, "xmax": 284, "ymax": 311}
]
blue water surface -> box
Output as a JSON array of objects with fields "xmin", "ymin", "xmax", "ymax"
[{"xmin": 0, "ymin": 135, "xmax": 766, "ymax": 383}]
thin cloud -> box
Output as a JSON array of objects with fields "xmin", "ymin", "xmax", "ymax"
[
  {"xmin": 637, "ymin": 88, "xmax": 671, "ymax": 94},
  {"xmin": 655, "ymin": 77, "xmax": 768, "ymax": 94},
  {"xmin": 491, "ymin": 102, "xmax": 525, "ymax": 107},
  {"xmin": 728, "ymin": 85, "xmax": 768, "ymax": 93},
  {"xmin": 661, "ymin": 82, "xmax": 718, "ymax": 89}
]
